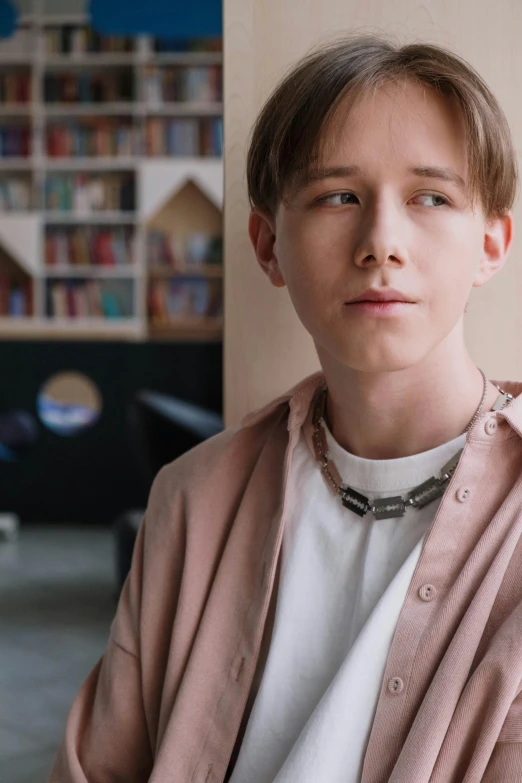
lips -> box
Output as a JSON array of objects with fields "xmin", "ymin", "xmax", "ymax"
[
  {"xmin": 346, "ymin": 288, "xmax": 413, "ymax": 304},
  {"xmin": 344, "ymin": 300, "xmax": 414, "ymax": 316}
]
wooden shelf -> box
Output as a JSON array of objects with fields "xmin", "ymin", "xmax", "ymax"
[
  {"xmin": 43, "ymin": 102, "xmax": 222, "ymax": 117},
  {"xmin": 141, "ymin": 102, "xmax": 223, "ymax": 116},
  {"xmin": 44, "ymin": 212, "xmax": 137, "ymax": 224},
  {"xmin": 0, "ymin": 104, "xmax": 31, "ymax": 116},
  {"xmin": 44, "ymin": 157, "xmax": 137, "ymax": 170},
  {"xmin": 45, "ymin": 54, "xmax": 138, "ymax": 67},
  {"xmin": 149, "ymin": 317, "xmax": 223, "ymax": 342},
  {"xmin": 0, "ymin": 55, "xmax": 33, "ymax": 65},
  {"xmin": 0, "ymin": 317, "xmax": 142, "ymax": 341},
  {"xmin": 44, "ymin": 103, "xmax": 137, "ymax": 117},
  {"xmin": 43, "ymin": 155, "xmax": 215, "ymax": 169},
  {"xmin": 148, "ymin": 264, "xmax": 222, "ymax": 278},
  {"xmin": 42, "ymin": 53, "xmax": 222, "ymax": 68},
  {"xmin": 0, "ymin": 158, "xmax": 33, "ymax": 170},
  {"xmin": 148, "ymin": 52, "xmax": 223, "ymax": 66},
  {"xmin": 44, "ymin": 266, "xmax": 137, "ymax": 278}
]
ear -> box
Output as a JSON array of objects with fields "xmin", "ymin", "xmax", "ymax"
[
  {"xmin": 248, "ymin": 208, "xmax": 287, "ymax": 288},
  {"xmin": 471, "ymin": 211, "xmax": 514, "ymax": 288}
]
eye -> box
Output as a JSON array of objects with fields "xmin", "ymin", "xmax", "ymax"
[
  {"xmin": 415, "ymin": 193, "xmax": 450, "ymax": 208},
  {"xmin": 315, "ymin": 191, "xmax": 450, "ymax": 208},
  {"xmin": 315, "ymin": 192, "xmax": 358, "ymax": 206}
]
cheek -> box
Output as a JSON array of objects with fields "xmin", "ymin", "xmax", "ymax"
[
  {"xmin": 283, "ymin": 210, "xmax": 347, "ymax": 254},
  {"xmin": 423, "ymin": 258, "xmax": 475, "ymax": 323},
  {"xmin": 281, "ymin": 222, "xmax": 346, "ymax": 283},
  {"xmin": 277, "ymin": 233, "xmax": 324, "ymax": 292}
]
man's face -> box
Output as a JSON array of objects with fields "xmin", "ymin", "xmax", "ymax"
[{"xmin": 252, "ymin": 79, "xmax": 511, "ymax": 374}]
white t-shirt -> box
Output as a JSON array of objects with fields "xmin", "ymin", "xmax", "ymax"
[{"xmin": 229, "ymin": 420, "xmax": 468, "ymax": 783}]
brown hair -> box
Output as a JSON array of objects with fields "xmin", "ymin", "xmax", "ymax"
[{"xmin": 246, "ymin": 32, "xmax": 519, "ymax": 221}]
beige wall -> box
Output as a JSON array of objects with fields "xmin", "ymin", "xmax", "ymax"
[{"xmin": 223, "ymin": 0, "xmax": 522, "ymax": 427}]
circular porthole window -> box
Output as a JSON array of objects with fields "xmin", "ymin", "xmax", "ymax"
[{"xmin": 37, "ymin": 372, "xmax": 103, "ymax": 437}]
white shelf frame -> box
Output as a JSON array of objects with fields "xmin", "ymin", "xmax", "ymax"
[
  {"xmin": 43, "ymin": 266, "xmax": 139, "ymax": 278},
  {"xmin": 43, "ymin": 211, "xmax": 138, "ymax": 224}
]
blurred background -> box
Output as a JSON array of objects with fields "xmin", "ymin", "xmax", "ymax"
[
  {"xmin": 0, "ymin": 0, "xmax": 223, "ymax": 778},
  {"xmin": 2, "ymin": 0, "xmax": 522, "ymax": 779}
]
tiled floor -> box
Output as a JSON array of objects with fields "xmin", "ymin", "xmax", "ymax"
[{"xmin": 0, "ymin": 524, "xmax": 117, "ymax": 782}]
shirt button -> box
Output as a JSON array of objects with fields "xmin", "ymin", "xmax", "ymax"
[
  {"xmin": 456, "ymin": 486, "xmax": 471, "ymax": 503},
  {"xmin": 485, "ymin": 418, "xmax": 497, "ymax": 435},
  {"xmin": 388, "ymin": 677, "xmax": 404, "ymax": 694},
  {"xmin": 418, "ymin": 584, "xmax": 437, "ymax": 601}
]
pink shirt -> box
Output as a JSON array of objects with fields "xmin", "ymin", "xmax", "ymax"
[{"xmin": 49, "ymin": 370, "xmax": 522, "ymax": 783}]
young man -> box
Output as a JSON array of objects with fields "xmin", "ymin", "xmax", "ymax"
[{"xmin": 49, "ymin": 33, "xmax": 521, "ymax": 783}]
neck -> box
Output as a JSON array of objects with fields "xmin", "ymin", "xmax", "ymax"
[{"xmin": 317, "ymin": 352, "xmax": 501, "ymax": 461}]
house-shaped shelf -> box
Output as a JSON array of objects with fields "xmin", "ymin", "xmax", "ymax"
[
  {"xmin": 139, "ymin": 159, "xmax": 223, "ymax": 341},
  {"xmin": 139, "ymin": 158, "xmax": 223, "ymax": 219}
]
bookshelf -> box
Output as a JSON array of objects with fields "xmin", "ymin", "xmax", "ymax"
[
  {"xmin": 142, "ymin": 160, "xmax": 223, "ymax": 340},
  {"xmin": 0, "ymin": 9, "xmax": 223, "ymax": 342}
]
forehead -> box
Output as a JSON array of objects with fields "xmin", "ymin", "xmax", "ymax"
[{"xmin": 317, "ymin": 79, "xmax": 467, "ymax": 168}]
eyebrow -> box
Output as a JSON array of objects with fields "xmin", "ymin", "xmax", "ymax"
[{"xmin": 290, "ymin": 164, "xmax": 467, "ymax": 196}]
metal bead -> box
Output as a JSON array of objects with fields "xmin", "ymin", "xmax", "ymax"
[
  {"xmin": 321, "ymin": 464, "xmax": 341, "ymax": 496},
  {"xmin": 464, "ymin": 368, "xmax": 487, "ymax": 434},
  {"xmin": 326, "ymin": 459, "xmax": 344, "ymax": 488},
  {"xmin": 312, "ymin": 427, "xmax": 328, "ymax": 462}
]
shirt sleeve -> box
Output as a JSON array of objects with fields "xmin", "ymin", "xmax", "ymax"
[{"xmin": 47, "ymin": 512, "xmax": 154, "ymax": 782}]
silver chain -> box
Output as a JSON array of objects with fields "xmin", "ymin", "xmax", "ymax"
[
  {"xmin": 463, "ymin": 368, "xmax": 488, "ymax": 433},
  {"xmin": 312, "ymin": 369, "xmax": 513, "ymax": 520}
]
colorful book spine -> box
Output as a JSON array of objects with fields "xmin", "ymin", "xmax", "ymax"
[
  {"xmin": 47, "ymin": 279, "xmax": 131, "ymax": 318},
  {"xmin": 45, "ymin": 27, "xmax": 134, "ymax": 55},
  {"xmin": 144, "ymin": 117, "xmax": 221, "ymax": 156},
  {"xmin": 143, "ymin": 65, "xmax": 222, "ymax": 104},
  {"xmin": 147, "ymin": 277, "xmax": 222, "ymax": 323},
  {"xmin": 0, "ymin": 275, "xmax": 32, "ymax": 316},
  {"xmin": 0, "ymin": 126, "xmax": 31, "ymax": 158},
  {"xmin": 153, "ymin": 37, "xmax": 222, "ymax": 53},
  {"xmin": 0, "ymin": 72, "xmax": 31, "ymax": 104},
  {"xmin": 45, "ymin": 228, "xmax": 134, "ymax": 267},
  {"xmin": 45, "ymin": 174, "xmax": 135, "ymax": 212},
  {"xmin": 0, "ymin": 178, "xmax": 31, "ymax": 210},
  {"xmin": 44, "ymin": 72, "xmax": 134, "ymax": 103},
  {"xmin": 146, "ymin": 230, "xmax": 222, "ymax": 269},
  {"xmin": 47, "ymin": 121, "xmax": 136, "ymax": 158}
]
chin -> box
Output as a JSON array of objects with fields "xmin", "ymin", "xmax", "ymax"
[{"xmin": 317, "ymin": 339, "xmax": 426, "ymax": 374}]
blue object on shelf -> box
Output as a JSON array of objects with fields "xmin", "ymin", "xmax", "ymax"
[
  {"xmin": 89, "ymin": 0, "xmax": 222, "ymax": 37},
  {"xmin": 0, "ymin": 0, "xmax": 16, "ymax": 39}
]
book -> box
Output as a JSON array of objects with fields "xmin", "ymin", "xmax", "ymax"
[
  {"xmin": 100, "ymin": 290, "xmax": 120, "ymax": 318},
  {"xmin": 45, "ymin": 173, "xmax": 136, "ymax": 213}
]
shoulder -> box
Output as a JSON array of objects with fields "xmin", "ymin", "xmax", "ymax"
[
  {"xmin": 132, "ymin": 371, "xmax": 325, "ymax": 612},
  {"xmin": 148, "ymin": 369, "xmax": 325, "ymax": 509}
]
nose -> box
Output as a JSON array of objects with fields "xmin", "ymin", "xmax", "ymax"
[{"xmin": 354, "ymin": 194, "xmax": 405, "ymax": 268}]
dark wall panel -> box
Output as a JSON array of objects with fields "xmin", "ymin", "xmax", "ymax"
[{"xmin": 0, "ymin": 340, "xmax": 222, "ymax": 524}]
